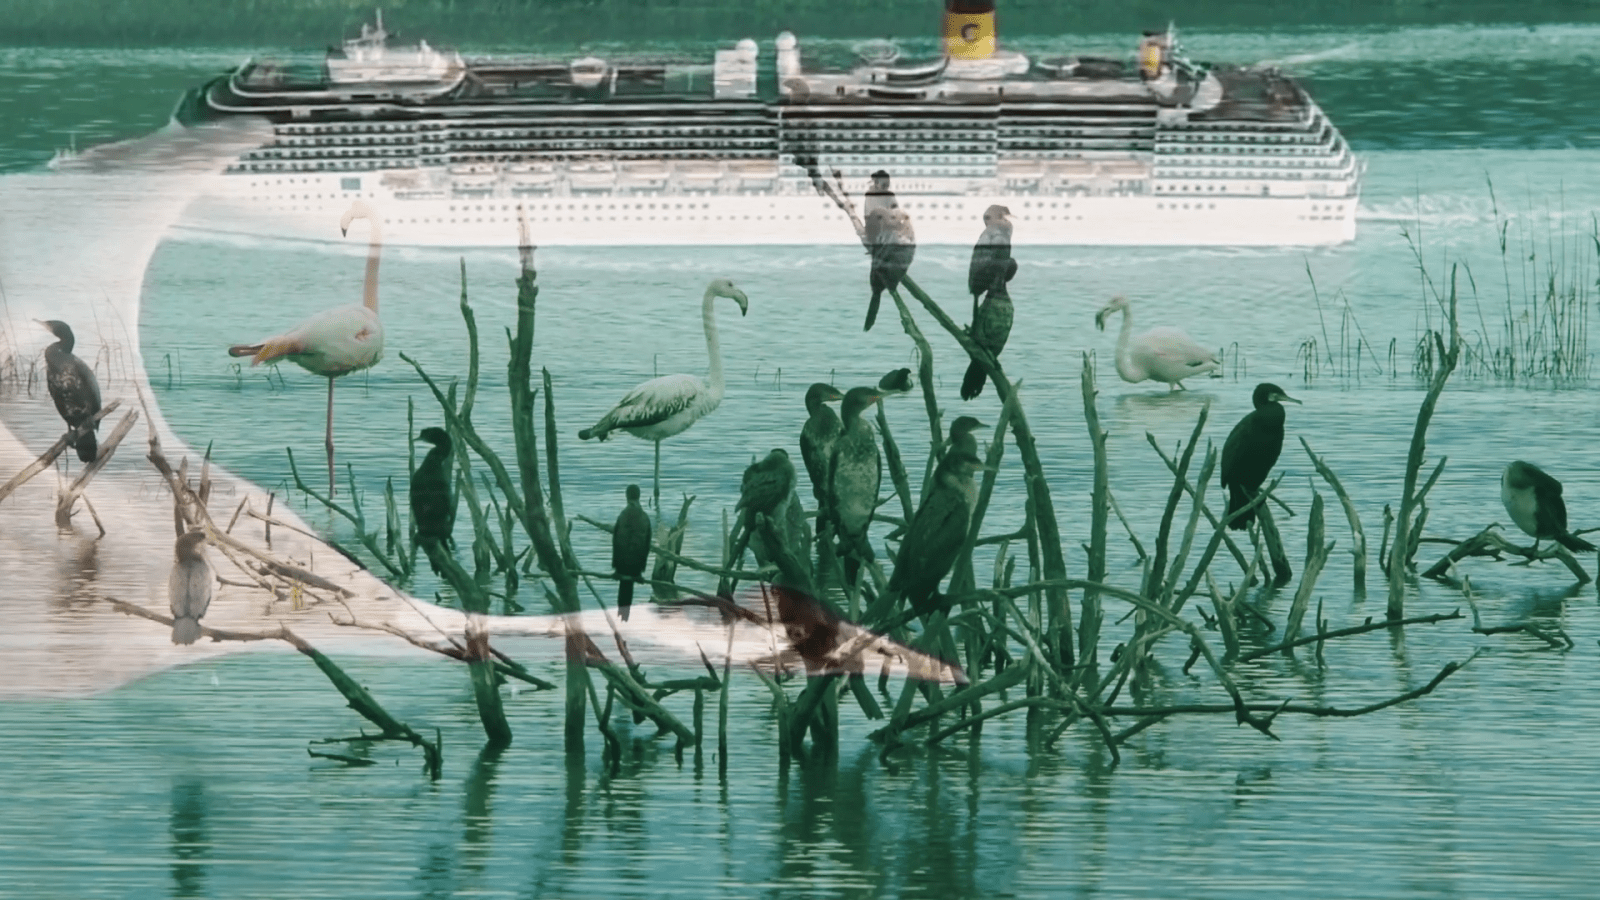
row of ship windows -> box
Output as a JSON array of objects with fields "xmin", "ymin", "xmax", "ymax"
[{"xmin": 263, "ymin": 208, "xmax": 1100, "ymax": 225}]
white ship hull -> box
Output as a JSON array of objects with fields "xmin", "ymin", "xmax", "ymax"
[{"xmin": 179, "ymin": 176, "xmax": 1358, "ymax": 247}]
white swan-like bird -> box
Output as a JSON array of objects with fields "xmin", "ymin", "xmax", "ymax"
[
  {"xmin": 227, "ymin": 200, "xmax": 384, "ymax": 495},
  {"xmin": 1094, "ymin": 294, "xmax": 1219, "ymax": 390}
]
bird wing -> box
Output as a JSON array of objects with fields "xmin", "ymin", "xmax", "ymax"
[
  {"xmin": 168, "ymin": 560, "xmax": 214, "ymax": 621},
  {"xmin": 593, "ymin": 374, "xmax": 706, "ymax": 432},
  {"xmin": 972, "ymin": 294, "xmax": 1014, "ymax": 352},
  {"xmin": 45, "ymin": 351, "xmax": 102, "ymax": 426},
  {"xmin": 890, "ymin": 488, "xmax": 967, "ymax": 593},
  {"xmin": 967, "ymin": 224, "xmax": 1013, "ymax": 294},
  {"xmin": 243, "ymin": 305, "xmax": 384, "ymax": 374},
  {"xmin": 1132, "ymin": 326, "xmax": 1219, "ymax": 379}
]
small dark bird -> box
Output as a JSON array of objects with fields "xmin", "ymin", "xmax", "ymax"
[
  {"xmin": 737, "ymin": 449, "xmax": 799, "ymax": 567},
  {"xmin": 891, "ymin": 449, "xmax": 985, "ymax": 615},
  {"xmin": 1502, "ymin": 461, "xmax": 1596, "ymax": 553},
  {"xmin": 1220, "ymin": 383, "xmax": 1300, "ymax": 531},
  {"xmin": 961, "ymin": 257, "xmax": 1018, "ymax": 401},
  {"xmin": 800, "ymin": 383, "xmax": 845, "ymax": 510},
  {"xmin": 410, "ymin": 427, "xmax": 458, "ymax": 562},
  {"xmin": 38, "ymin": 320, "xmax": 102, "ymax": 463},
  {"xmin": 862, "ymin": 169, "xmax": 898, "ymax": 219},
  {"xmin": 828, "ymin": 387, "xmax": 885, "ymax": 581},
  {"xmin": 864, "ymin": 207, "xmax": 916, "ymax": 331},
  {"xmin": 878, "ymin": 367, "xmax": 914, "ymax": 394},
  {"xmin": 612, "ymin": 484, "xmax": 652, "ymax": 620},
  {"xmin": 169, "ymin": 531, "xmax": 213, "ymax": 645},
  {"xmin": 967, "ymin": 204, "xmax": 1013, "ymax": 322}
]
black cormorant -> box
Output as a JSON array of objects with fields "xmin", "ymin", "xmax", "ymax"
[
  {"xmin": 960, "ymin": 257, "xmax": 1017, "ymax": 400},
  {"xmin": 828, "ymin": 387, "xmax": 884, "ymax": 580},
  {"xmin": 864, "ymin": 207, "xmax": 916, "ymax": 331},
  {"xmin": 39, "ymin": 320, "xmax": 102, "ymax": 463},
  {"xmin": 169, "ymin": 531, "xmax": 213, "ymax": 645},
  {"xmin": 967, "ymin": 204, "xmax": 1013, "ymax": 322},
  {"xmin": 410, "ymin": 427, "xmax": 458, "ymax": 558},
  {"xmin": 612, "ymin": 484, "xmax": 652, "ymax": 620},
  {"xmin": 878, "ymin": 367, "xmax": 914, "ymax": 394},
  {"xmin": 1220, "ymin": 383, "xmax": 1299, "ymax": 531},
  {"xmin": 737, "ymin": 449, "xmax": 799, "ymax": 568},
  {"xmin": 946, "ymin": 415, "xmax": 986, "ymax": 462},
  {"xmin": 891, "ymin": 449, "xmax": 984, "ymax": 614},
  {"xmin": 800, "ymin": 383, "xmax": 845, "ymax": 510},
  {"xmin": 1502, "ymin": 461, "xmax": 1596, "ymax": 553}
]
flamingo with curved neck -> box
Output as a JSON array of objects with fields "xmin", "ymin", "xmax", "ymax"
[
  {"xmin": 1094, "ymin": 294, "xmax": 1219, "ymax": 391},
  {"xmin": 579, "ymin": 278, "xmax": 749, "ymax": 507},
  {"xmin": 227, "ymin": 200, "xmax": 385, "ymax": 495}
]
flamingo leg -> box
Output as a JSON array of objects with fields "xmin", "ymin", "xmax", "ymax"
[{"xmin": 326, "ymin": 377, "xmax": 337, "ymax": 497}]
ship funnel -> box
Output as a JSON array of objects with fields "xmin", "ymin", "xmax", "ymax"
[{"xmin": 943, "ymin": 0, "xmax": 996, "ymax": 60}]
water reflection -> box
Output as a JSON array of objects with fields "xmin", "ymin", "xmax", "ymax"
[
  {"xmin": 49, "ymin": 531, "xmax": 99, "ymax": 610},
  {"xmin": 168, "ymin": 778, "xmax": 208, "ymax": 899}
]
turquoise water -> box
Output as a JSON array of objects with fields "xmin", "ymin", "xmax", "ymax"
[{"xmin": 5, "ymin": 22, "xmax": 1600, "ymax": 899}]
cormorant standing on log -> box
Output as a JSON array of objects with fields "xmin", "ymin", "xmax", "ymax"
[
  {"xmin": 961, "ymin": 257, "xmax": 1018, "ymax": 401},
  {"xmin": 828, "ymin": 387, "xmax": 885, "ymax": 582},
  {"xmin": 1220, "ymin": 383, "xmax": 1299, "ymax": 531},
  {"xmin": 169, "ymin": 531, "xmax": 213, "ymax": 645},
  {"xmin": 1501, "ymin": 461, "xmax": 1596, "ymax": 553},
  {"xmin": 967, "ymin": 204, "xmax": 1013, "ymax": 322},
  {"xmin": 410, "ymin": 427, "xmax": 458, "ymax": 569},
  {"xmin": 612, "ymin": 484, "xmax": 651, "ymax": 620},
  {"xmin": 864, "ymin": 207, "xmax": 915, "ymax": 331},
  {"xmin": 891, "ymin": 449, "xmax": 985, "ymax": 615},
  {"xmin": 38, "ymin": 320, "xmax": 102, "ymax": 463}
]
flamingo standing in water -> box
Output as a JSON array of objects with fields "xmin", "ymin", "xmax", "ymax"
[
  {"xmin": 1094, "ymin": 294, "xmax": 1219, "ymax": 391},
  {"xmin": 579, "ymin": 278, "xmax": 749, "ymax": 508},
  {"xmin": 228, "ymin": 200, "xmax": 384, "ymax": 495}
]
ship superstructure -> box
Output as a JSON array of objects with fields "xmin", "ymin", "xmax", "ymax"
[{"xmin": 175, "ymin": 15, "xmax": 1360, "ymax": 246}]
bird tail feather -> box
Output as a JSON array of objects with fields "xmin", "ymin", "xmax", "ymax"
[
  {"xmin": 75, "ymin": 431, "xmax": 97, "ymax": 464},
  {"xmin": 1558, "ymin": 531, "xmax": 1596, "ymax": 553},
  {"xmin": 617, "ymin": 579, "xmax": 634, "ymax": 620},
  {"xmin": 172, "ymin": 617, "xmax": 202, "ymax": 645},
  {"xmin": 864, "ymin": 293, "xmax": 882, "ymax": 331},
  {"xmin": 231, "ymin": 337, "xmax": 300, "ymax": 366},
  {"xmin": 960, "ymin": 360, "xmax": 987, "ymax": 401},
  {"xmin": 1226, "ymin": 485, "xmax": 1253, "ymax": 531}
]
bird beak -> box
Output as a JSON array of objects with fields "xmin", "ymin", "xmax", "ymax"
[
  {"xmin": 827, "ymin": 387, "xmax": 845, "ymax": 402},
  {"xmin": 733, "ymin": 290, "xmax": 749, "ymax": 316},
  {"xmin": 340, "ymin": 225, "xmax": 349, "ymax": 237},
  {"xmin": 1093, "ymin": 309, "xmax": 1108, "ymax": 331},
  {"xmin": 1276, "ymin": 392, "xmax": 1302, "ymax": 405}
]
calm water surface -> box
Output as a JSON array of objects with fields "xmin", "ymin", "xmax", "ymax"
[{"xmin": 4, "ymin": 23, "xmax": 1600, "ymax": 899}]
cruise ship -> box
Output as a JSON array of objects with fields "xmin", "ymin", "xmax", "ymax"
[{"xmin": 172, "ymin": 7, "xmax": 1361, "ymax": 247}]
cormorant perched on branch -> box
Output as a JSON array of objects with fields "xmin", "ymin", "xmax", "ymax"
[
  {"xmin": 961, "ymin": 257, "xmax": 1018, "ymax": 401},
  {"xmin": 734, "ymin": 448, "xmax": 801, "ymax": 572},
  {"xmin": 800, "ymin": 383, "xmax": 844, "ymax": 510},
  {"xmin": 612, "ymin": 484, "xmax": 652, "ymax": 620},
  {"xmin": 410, "ymin": 427, "xmax": 458, "ymax": 565},
  {"xmin": 828, "ymin": 387, "xmax": 884, "ymax": 582},
  {"xmin": 1502, "ymin": 461, "xmax": 1596, "ymax": 553},
  {"xmin": 1220, "ymin": 383, "xmax": 1299, "ymax": 531},
  {"xmin": 169, "ymin": 531, "xmax": 213, "ymax": 645},
  {"xmin": 967, "ymin": 204, "xmax": 1013, "ymax": 322},
  {"xmin": 38, "ymin": 319, "xmax": 102, "ymax": 463},
  {"xmin": 864, "ymin": 207, "xmax": 915, "ymax": 331},
  {"xmin": 891, "ymin": 449, "xmax": 985, "ymax": 615}
]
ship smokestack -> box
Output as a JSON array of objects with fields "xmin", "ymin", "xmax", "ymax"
[{"xmin": 943, "ymin": 0, "xmax": 996, "ymax": 60}]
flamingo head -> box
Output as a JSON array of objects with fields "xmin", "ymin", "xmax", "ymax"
[
  {"xmin": 340, "ymin": 199, "xmax": 376, "ymax": 236},
  {"xmin": 1094, "ymin": 295, "xmax": 1130, "ymax": 332},
  {"xmin": 708, "ymin": 278, "xmax": 749, "ymax": 316}
]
